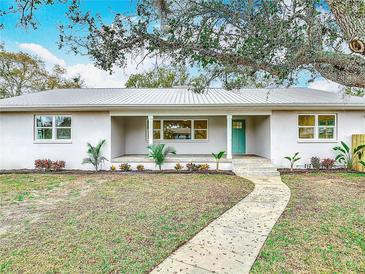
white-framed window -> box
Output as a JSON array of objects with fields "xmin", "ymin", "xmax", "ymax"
[
  {"xmin": 35, "ymin": 115, "xmax": 72, "ymax": 141},
  {"xmin": 146, "ymin": 119, "xmax": 208, "ymax": 140},
  {"xmin": 297, "ymin": 114, "xmax": 336, "ymax": 141}
]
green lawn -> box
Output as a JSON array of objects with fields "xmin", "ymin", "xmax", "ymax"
[
  {"xmin": 0, "ymin": 173, "xmax": 253, "ymax": 273},
  {"xmin": 251, "ymin": 172, "xmax": 365, "ymax": 273}
]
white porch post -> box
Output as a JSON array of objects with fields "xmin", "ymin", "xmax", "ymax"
[
  {"xmin": 148, "ymin": 115, "xmax": 154, "ymax": 146},
  {"xmin": 226, "ymin": 114, "xmax": 232, "ymax": 159}
]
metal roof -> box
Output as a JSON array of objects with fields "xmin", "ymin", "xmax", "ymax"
[{"xmin": 1, "ymin": 87, "xmax": 365, "ymax": 110}]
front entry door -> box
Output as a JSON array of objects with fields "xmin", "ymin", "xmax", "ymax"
[{"xmin": 232, "ymin": 120, "xmax": 246, "ymax": 154}]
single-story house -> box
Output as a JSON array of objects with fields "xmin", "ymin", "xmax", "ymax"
[{"xmin": 1, "ymin": 87, "xmax": 364, "ymax": 170}]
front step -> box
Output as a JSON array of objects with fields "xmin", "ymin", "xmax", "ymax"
[{"xmin": 232, "ymin": 157, "xmax": 280, "ymax": 177}]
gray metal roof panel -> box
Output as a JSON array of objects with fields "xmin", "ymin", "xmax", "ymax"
[{"xmin": 1, "ymin": 88, "xmax": 365, "ymax": 108}]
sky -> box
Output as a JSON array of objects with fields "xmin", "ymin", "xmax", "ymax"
[{"xmin": 0, "ymin": 0, "xmax": 341, "ymax": 91}]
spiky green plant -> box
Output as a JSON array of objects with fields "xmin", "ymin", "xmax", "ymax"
[
  {"xmin": 333, "ymin": 141, "xmax": 365, "ymax": 171},
  {"xmin": 285, "ymin": 152, "xmax": 301, "ymax": 171},
  {"xmin": 212, "ymin": 151, "xmax": 225, "ymax": 170},
  {"xmin": 82, "ymin": 139, "xmax": 108, "ymax": 171},
  {"xmin": 147, "ymin": 144, "xmax": 176, "ymax": 170}
]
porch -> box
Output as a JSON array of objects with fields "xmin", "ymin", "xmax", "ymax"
[{"xmin": 110, "ymin": 112, "xmax": 272, "ymax": 170}]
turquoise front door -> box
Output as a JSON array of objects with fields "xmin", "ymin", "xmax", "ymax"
[{"xmin": 232, "ymin": 120, "xmax": 246, "ymax": 154}]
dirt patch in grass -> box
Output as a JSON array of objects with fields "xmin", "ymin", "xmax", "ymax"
[
  {"xmin": 0, "ymin": 173, "xmax": 253, "ymax": 273},
  {"xmin": 251, "ymin": 172, "xmax": 365, "ymax": 273}
]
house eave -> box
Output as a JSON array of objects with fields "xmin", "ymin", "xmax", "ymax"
[{"xmin": 1, "ymin": 103, "xmax": 365, "ymax": 112}]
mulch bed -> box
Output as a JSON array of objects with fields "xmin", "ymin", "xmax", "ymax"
[
  {"xmin": 0, "ymin": 169, "xmax": 235, "ymax": 176},
  {"xmin": 278, "ymin": 168, "xmax": 363, "ymax": 174}
]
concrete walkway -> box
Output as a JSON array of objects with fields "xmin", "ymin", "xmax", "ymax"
[{"xmin": 151, "ymin": 175, "xmax": 290, "ymax": 274}]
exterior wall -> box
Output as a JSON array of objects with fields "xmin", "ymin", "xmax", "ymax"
[
  {"xmin": 122, "ymin": 116, "xmax": 227, "ymax": 155},
  {"xmin": 0, "ymin": 112, "xmax": 111, "ymax": 170},
  {"xmin": 251, "ymin": 116, "xmax": 271, "ymax": 158},
  {"xmin": 271, "ymin": 110, "xmax": 365, "ymax": 167},
  {"xmin": 111, "ymin": 116, "xmax": 125, "ymax": 158}
]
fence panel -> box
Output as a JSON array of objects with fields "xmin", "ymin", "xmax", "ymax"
[{"xmin": 352, "ymin": 134, "xmax": 365, "ymax": 172}]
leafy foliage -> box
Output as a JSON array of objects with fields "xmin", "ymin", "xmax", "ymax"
[
  {"xmin": 2, "ymin": 1, "xmax": 365, "ymax": 92},
  {"xmin": 0, "ymin": 45, "xmax": 84, "ymax": 98},
  {"xmin": 119, "ymin": 163, "xmax": 132, "ymax": 172},
  {"xmin": 147, "ymin": 144, "xmax": 176, "ymax": 170},
  {"xmin": 333, "ymin": 141, "xmax": 365, "ymax": 170},
  {"xmin": 174, "ymin": 163, "xmax": 183, "ymax": 171},
  {"xmin": 199, "ymin": 163, "xmax": 210, "ymax": 172},
  {"xmin": 186, "ymin": 162, "xmax": 200, "ymax": 171},
  {"xmin": 34, "ymin": 159, "xmax": 65, "ymax": 171},
  {"xmin": 82, "ymin": 140, "xmax": 108, "ymax": 171},
  {"xmin": 311, "ymin": 157, "xmax": 321, "ymax": 170},
  {"xmin": 126, "ymin": 66, "xmax": 189, "ymax": 88},
  {"xmin": 212, "ymin": 151, "xmax": 225, "ymax": 170},
  {"xmin": 136, "ymin": 164, "xmax": 145, "ymax": 171},
  {"xmin": 321, "ymin": 158, "xmax": 336, "ymax": 170},
  {"xmin": 285, "ymin": 152, "xmax": 301, "ymax": 171}
]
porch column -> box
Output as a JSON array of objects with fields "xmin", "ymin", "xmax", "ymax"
[
  {"xmin": 226, "ymin": 114, "xmax": 232, "ymax": 159},
  {"xmin": 148, "ymin": 115, "xmax": 154, "ymax": 146}
]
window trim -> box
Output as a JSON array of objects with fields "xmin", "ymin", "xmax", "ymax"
[
  {"xmin": 34, "ymin": 114, "xmax": 72, "ymax": 143},
  {"xmin": 297, "ymin": 113, "xmax": 337, "ymax": 142},
  {"xmin": 146, "ymin": 119, "xmax": 209, "ymax": 141}
]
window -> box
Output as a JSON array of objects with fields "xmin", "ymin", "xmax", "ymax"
[
  {"xmin": 164, "ymin": 120, "xmax": 192, "ymax": 139},
  {"xmin": 146, "ymin": 119, "xmax": 208, "ymax": 140},
  {"xmin": 194, "ymin": 120, "xmax": 208, "ymax": 139},
  {"xmin": 35, "ymin": 115, "xmax": 72, "ymax": 141},
  {"xmin": 298, "ymin": 114, "xmax": 336, "ymax": 141}
]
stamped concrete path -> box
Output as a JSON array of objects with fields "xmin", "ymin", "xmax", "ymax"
[{"xmin": 151, "ymin": 161, "xmax": 290, "ymax": 274}]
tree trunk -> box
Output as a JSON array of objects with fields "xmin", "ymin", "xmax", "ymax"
[{"xmin": 327, "ymin": 0, "xmax": 365, "ymax": 55}]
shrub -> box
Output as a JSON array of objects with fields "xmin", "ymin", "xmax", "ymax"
[
  {"xmin": 82, "ymin": 139, "xmax": 108, "ymax": 171},
  {"xmin": 147, "ymin": 144, "xmax": 176, "ymax": 170},
  {"xmin": 333, "ymin": 141, "xmax": 365, "ymax": 171},
  {"xmin": 199, "ymin": 163, "xmax": 210, "ymax": 171},
  {"xmin": 186, "ymin": 162, "xmax": 200, "ymax": 171},
  {"xmin": 136, "ymin": 164, "xmax": 145, "ymax": 171},
  {"xmin": 34, "ymin": 159, "xmax": 51, "ymax": 171},
  {"xmin": 174, "ymin": 163, "xmax": 183, "ymax": 171},
  {"xmin": 119, "ymin": 163, "xmax": 131, "ymax": 172},
  {"xmin": 51, "ymin": 160, "xmax": 65, "ymax": 171},
  {"xmin": 110, "ymin": 165, "xmax": 116, "ymax": 171},
  {"xmin": 321, "ymin": 158, "xmax": 336, "ymax": 170},
  {"xmin": 310, "ymin": 157, "xmax": 321, "ymax": 170},
  {"xmin": 212, "ymin": 151, "xmax": 225, "ymax": 170},
  {"xmin": 284, "ymin": 152, "xmax": 301, "ymax": 171}
]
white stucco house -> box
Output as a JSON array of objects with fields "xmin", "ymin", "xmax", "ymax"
[{"xmin": 0, "ymin": 87, "xmax": 364, "ymax": 170}]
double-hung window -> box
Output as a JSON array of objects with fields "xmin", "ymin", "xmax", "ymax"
[
  {"xmin": 298, "ymin": 114, "xmax": 336, "ymax": 141},
  {"xmin": 35, "ymin": 115, "xmax": 72, "ymax": 141}
]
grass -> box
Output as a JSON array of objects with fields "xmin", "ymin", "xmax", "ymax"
[
  {"xmin": 0, "ymin": 173, "xmax": 253, "ymax": 273},
  {"xmin": 251, "ymin": 172, "xmax": 365, "ymax": 273}
]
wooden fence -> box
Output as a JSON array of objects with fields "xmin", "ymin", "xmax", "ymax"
[{"xmin": 352, "ymin": 134, "xmax": 365, "ymax": 172}]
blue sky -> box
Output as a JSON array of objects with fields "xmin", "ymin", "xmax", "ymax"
[{"xmin": 0, "ymin": 0, "xmax": 339, "ymax": 90}]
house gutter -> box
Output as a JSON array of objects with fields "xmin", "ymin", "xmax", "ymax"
[{"xmin": 1, "ymin": 103, "xmax": 365, "ymax": 112}]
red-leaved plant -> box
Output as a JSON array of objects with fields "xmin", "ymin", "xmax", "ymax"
[
  {"xmin": 34, "ymin": 159, "xmax": 65, "ymax": 171},
  {"xmin": 321, "ymin": 158, "xmax": 336, "ymax": 170}
]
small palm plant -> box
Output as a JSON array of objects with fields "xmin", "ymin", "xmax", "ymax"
[
  {"xmin": 212, "ymin": 151, "xmax": 225, "ymax": 170},
  {"xmin": 82, "ymin": 139, "xmax": 108, "ymax": 171},
  {"xmin": 147, "ymin": 144, "xmax": 176, "ymax": 170},
  {"xmin": 285, "ymin": 152, "xmax": 300, "ymax": 171},
  {"xmin": 333, "ymin": 141, "xmax": 365, "ymax": 171}
]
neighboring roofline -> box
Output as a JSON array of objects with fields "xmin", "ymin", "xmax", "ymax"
[{"xmin": 1, "ymin": 103, "xmax": 365, "ymax": 112}]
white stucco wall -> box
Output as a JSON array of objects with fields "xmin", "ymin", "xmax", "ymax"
[
  {"xmin": 251, "ymin": 116, "xmax": 271, "ymax": 158},
  {"xmin": 271, "ymin": 110, "xmax": 365, "ymax": 168},
  {"xmin": 111, "ymin": 116, "xmax": 125, "ymax": 158},
  {"xmin": 0, "ymin": 112, "xmax": 111, "ymax": 170}
]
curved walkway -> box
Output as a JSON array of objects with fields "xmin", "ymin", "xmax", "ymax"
[{"xmin": 151, "ymin": 175, "xmax": 290, "ymax": 274}]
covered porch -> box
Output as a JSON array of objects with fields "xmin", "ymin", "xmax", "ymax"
[{"xmin": 110, "ymin": 111, "xmax": 272, "ymax": 170}]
